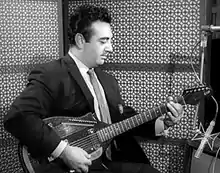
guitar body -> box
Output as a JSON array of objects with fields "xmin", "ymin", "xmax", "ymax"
[{"xmin": 19, "ymin": 113, "xmax": 111, "ymax": 173}]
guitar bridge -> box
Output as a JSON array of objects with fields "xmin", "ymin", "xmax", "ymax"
[{"xmin": 62, "ymin": 122, "xmax": 94, "ymax": 127}]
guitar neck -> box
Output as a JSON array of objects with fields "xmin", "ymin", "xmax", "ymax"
[{"xmin": 97, "ymin": 95, "xmax": 185, "ymax": 142}]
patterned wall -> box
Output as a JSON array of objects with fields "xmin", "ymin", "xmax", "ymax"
[
  {"xmin": 0, "ymin": 0, "xmax": 60, "ymax": 172},
  {"xmin": 68, "ymin": 0, "xmax": 202, "ymax": 173},
  {"xmin": 0, "ymin": 0, "xmax": 205, "ymax": 172}
]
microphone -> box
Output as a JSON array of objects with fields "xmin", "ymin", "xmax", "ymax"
[
  {"xmin": 201, "ymin": 25, "xmax": 220, "ymax": 32},
  {"xmin": 194, "ymin": 120, "xmax": 215, "ymax": 159}
]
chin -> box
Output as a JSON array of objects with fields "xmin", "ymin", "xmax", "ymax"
[{"xmin": 98, "ymin": 60, "xmax": 105, "ymax": 65}]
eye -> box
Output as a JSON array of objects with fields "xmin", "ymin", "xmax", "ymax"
[{"xmin": 100, "ymin": 40, "xmax": 107, "ymax": 44}]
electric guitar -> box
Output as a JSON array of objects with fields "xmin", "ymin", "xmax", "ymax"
[{"xmin": 18, "ymin": 86, "xmax": 210, "ymax": 173}]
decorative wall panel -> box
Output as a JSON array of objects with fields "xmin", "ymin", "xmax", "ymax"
[
  {"xmin": 0, "ymin": 0, "xmax": 205, "ymax": 172},
  {"xmin": 0, "ymin": 0, "xmax": 60, "ymax": 172}
]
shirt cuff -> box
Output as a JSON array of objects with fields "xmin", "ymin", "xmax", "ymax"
[{"xmin": 50, "ymin": 140, "xmax": 68, "ymax": 159}]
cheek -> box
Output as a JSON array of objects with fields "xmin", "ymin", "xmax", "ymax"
[
  {"xmin": 89, "ymin": 44, "xmax": 103, "ymax": 61},
  {"xmin": 92, "ymin": 47, "xmax": 102, "ymax": 57},
  {"xmin": 89, "ymin": 49, "xmax": 100, "ymax": 63}
]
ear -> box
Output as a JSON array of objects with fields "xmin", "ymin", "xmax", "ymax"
[{"xmin": 75, "ymin": 33, "xmax": 85, "ymax": 49}]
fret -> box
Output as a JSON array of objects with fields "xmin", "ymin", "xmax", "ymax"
[
  {"xmin": 134, "ymin": 116, "xmax": 139, "ymax": 126},
  {"xmin": 109, "ymin": 125, "xmax": 116, "ymax": 137},
  {"xmin": 106, "ymin": 126, "xmax": 112, "ymax": 139},
  {"xmin": 102, "ymin": 128, "xmax": 110, "ymax": 141},
  {"xmin": 113, "ymin": 123, "xmax": 121, "ymax": 136},
  {"xmin": 102, "ymin": 128, "xmax": 108, "ymax": 141},
  {"xmin": 135, "ymin": 114, "xmax": 143, "ymax": 125},
  {"xmin": 142, "ymin": 112, "xmax": 148, "ymax": 122},
  {"xmin": 106, "ymin": 127, "xmax": 112, "ymax": 140},
  {"xmin": 140, "ymin": 113, "xmax": 145, "ymax": 124},
  {"xmin": 123, "ymin": 119, "xmax": 128, "ymax": 130},
  {"xmin": 125, "ymin": 119, "xmax": 132, "ymax": 130},
  {"xmin": 120, "ymin": 121, "xmax": 126, "ymax": 132},
  {"xmin": 107, "ymin": 126, "xmax": 115, "ymax": 139},
  {"xmin": 97, "ymin": 128, "xmax": 105, "ymax": 142},
  {"xmin": 131, "ymin": 116, "xmax": 136, "ymax": 128}
]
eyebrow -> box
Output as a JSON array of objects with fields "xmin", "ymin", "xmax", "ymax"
[{"xmin": 99, "ymin": 37, "xmax": 110, "ymax": 40}]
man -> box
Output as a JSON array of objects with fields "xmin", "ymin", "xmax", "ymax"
[{"xmin": 4, "ymin": 5, "xmax": 183, "ymax": 173}]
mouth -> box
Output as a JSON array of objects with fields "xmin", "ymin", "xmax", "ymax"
[{"xmin": 101, "ymin": 55, "xmax": 107, "ymax": 59}]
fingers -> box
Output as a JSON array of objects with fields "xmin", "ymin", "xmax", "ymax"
[
  {"xmin": 82, "ymin": 149, "xmax": 91, "ymax": 159},
  {"xmin": 166, "ymin": 112, "xmax": 178, "ymax": 124},
  {"xmin": 81, "ymin": 150, "xmax": 92, "ymax": 166},
  {"xmin": 85, "ymin": 159, "xmax": 92, "ymax": 166},
  {"xmin": 167, "ymin": 102, "xmax": 177, "ymax": 117},
  {"xmin": 167, "ymin": 101, "xmax": 183, "ymax": 116},
  {"xmin": 165, "ymin": 96, "xmax": 184, "ymax": 126}
]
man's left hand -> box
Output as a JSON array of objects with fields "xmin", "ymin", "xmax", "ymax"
[{"xmin": 165, "ymin": 98, "xmax": 184, "ymax": 127}]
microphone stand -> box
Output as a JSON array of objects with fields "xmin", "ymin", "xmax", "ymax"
[
  {"xmin": 199, "ymin": 30, "xmax": 208, "ymax": 83},
  {"xmin": 192, "ymin": 30, "xmax": 208, "ymax": 133},
  {"xmin": 192, "ymin": 30, "xmax": 220, "ymax": 159}
]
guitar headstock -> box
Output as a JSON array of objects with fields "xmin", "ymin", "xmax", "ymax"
[{"xmin": 182, "ymin": 86, "xmax": 211, "ymax": 105}]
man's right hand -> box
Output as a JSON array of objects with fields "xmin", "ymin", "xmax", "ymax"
[{"xmin": 59, "ymin": 145, "xmax": 92, "ymax": 173}]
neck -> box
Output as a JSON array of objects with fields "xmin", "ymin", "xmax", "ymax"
[{"xmin": 69, "ymin": 47, "xmax": 88, "ymax": 66}]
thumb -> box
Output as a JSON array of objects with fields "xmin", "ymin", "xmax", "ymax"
[{"xmin": 82, "ymin": 149, "xmax": 91, "ymax": 159}]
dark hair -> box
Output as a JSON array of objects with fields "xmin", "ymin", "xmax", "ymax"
[{"xmin": 68, "ymin": 5, "xmax": 112, "ymax": 46}]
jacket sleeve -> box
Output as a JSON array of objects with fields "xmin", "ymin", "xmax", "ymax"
[{"xmin": 4, "ymin": 65, "xmax": 61, "ymax": 158}]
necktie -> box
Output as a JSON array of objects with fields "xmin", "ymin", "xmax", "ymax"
[
  {"xmin": 87, "ymin": 69, "xmax": 113, "ymax": 161},
  {"xmin": 87, "ymin": 69, "xmax": 112, "ymax": 124}
]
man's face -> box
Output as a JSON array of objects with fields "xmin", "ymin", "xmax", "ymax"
[{"xmin": 83, "ymin": 21, "xmax": 113, "ymax": 68}]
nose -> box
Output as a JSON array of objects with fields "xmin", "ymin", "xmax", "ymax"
[{"xmin": 105, "ymin": 42, "xmax": 113, "ymax": 53}]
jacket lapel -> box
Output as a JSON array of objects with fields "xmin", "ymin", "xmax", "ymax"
[{"xmin": 62, "ymin": 55, "xmax": 94, "ymax": 112}]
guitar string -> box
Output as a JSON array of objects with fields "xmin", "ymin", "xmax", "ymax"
[
  {"xmin": 65, "ymin": 124, "xmax": 121, "ymax": 150},
  {"xmin": 67, "ymin": 120, "xmax": 140, "ymax": 151},
  {"xmin": 55, "ymin": 102, "xmax": 176, "ymax": 151},
  {"xmin": 68, "ymin": 129, "xmax": 112, "ymax": 151},
  {"xmin": 64, "ymin": 118, "xmax": 144, "ymax": 151},
  {"xmin": 57, "ymin": 111, "xmax": 159, "ymax": 150},
  {"xmin": 67, "ymin": 125, "xmax": 123, "ymax": 151},
  {"xmin": 70, "ymin": 133, "xmax": 98, "ymax": 151}
]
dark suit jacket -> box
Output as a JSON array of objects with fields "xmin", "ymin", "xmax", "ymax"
[{"xmin": 4, "ymin": 55, "xmax": 158, "ymax": 164}]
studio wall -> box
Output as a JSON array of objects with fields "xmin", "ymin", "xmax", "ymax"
[
  {"xmin": 0, "ymin": 0, "xmax": 208, "ymax": 172},
  {"xmin": 0, "ymin": 0, "xmax": 62, "ymax": 172}
]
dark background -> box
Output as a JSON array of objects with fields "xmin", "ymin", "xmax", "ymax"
[{"xmin": 205, "ymin": 38, "xmax": 220, "ymax": 133}]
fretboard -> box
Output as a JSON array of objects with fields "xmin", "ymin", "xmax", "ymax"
[{"xmin": 97, "ymin": 95, "xmax": 185, "ymax": 142}]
